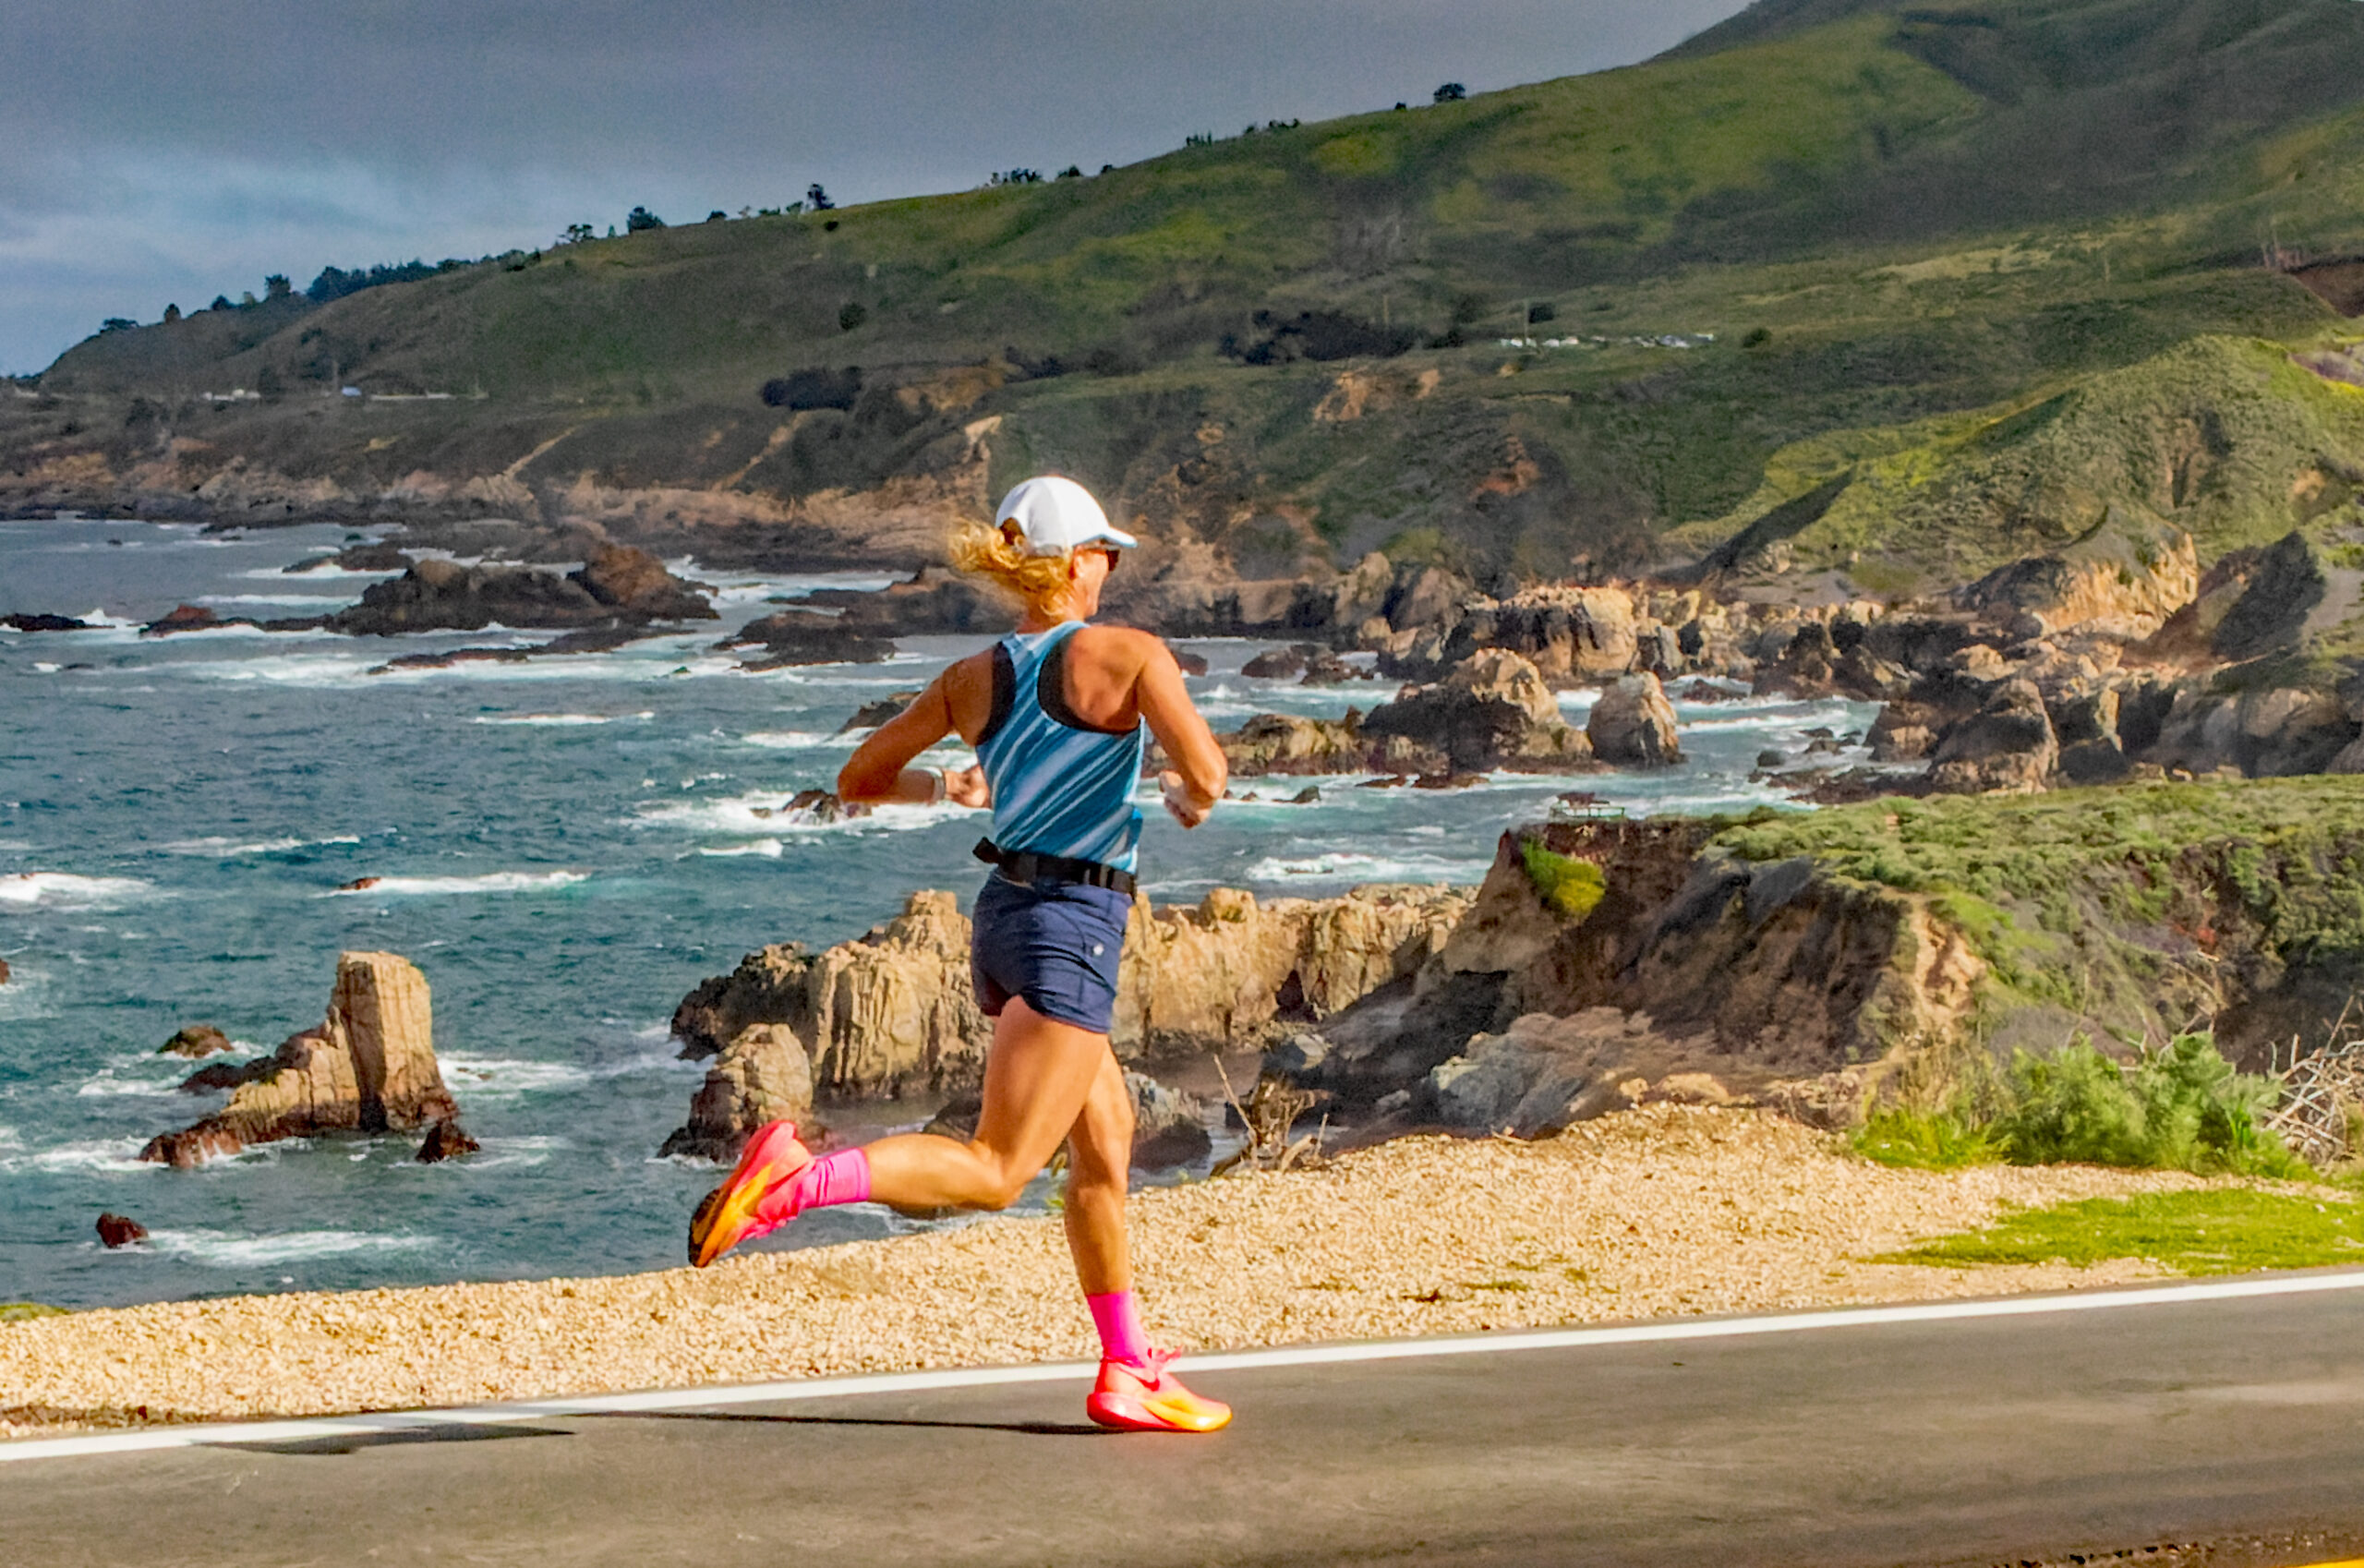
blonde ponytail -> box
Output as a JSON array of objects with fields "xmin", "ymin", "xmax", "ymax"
[{"xmin": 949, "ymin": 521, "xmax": 1081, "ymax": 617}]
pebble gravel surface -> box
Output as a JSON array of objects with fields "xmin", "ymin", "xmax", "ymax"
[{"xmin": 0, "ymin": 1107, "xmax": 2207, "ymax": 1438}]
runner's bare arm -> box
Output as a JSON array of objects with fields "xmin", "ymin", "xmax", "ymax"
[
  {"xmin": 838, "ymin": 663, "xmax": 991, "ymax": 806},
  {"xmin": 1131, "ymin": 636, "xmax": 1226, "ymax": 828}
]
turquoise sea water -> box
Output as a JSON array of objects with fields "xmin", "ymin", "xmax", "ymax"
[{"xmin": 0, "ymin": 515, "xmax": 1875, "ymax": 1309}]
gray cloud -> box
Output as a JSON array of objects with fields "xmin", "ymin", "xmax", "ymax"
[{"xmin": 0, "ymin": 0, "xmax": 1751, "ymax": 371}]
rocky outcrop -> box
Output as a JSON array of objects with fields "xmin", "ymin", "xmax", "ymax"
[
  {"xmin": 1956, "ymin": 523, "xmax": 2198, "ymax": 640},
  {"xmin": 666, "ymin": 883, "xmax": 1474, "ymax": 1132},
  {"xmin": 140, "ymin": 952, "xmax": 458, "ymax": 1167},
  {"xmin": 661, "ymin": 1022, "xmax": 820, "ymax": 1162},
  {"xmin": 1585, "ymin": 673, "xmax": 1683, "ymax": 767},
  {"xmin": 158, "ymin": 1025, "xmax": 233, "ymax": 1059},
  {"xmin": 414, "ymin": 1118, "xmax": 481, "ymax": 1164},
  {"xmin": 1215, "ymin": 713, "xmax": 1368, "ymax": 777},
  {"xmin": 1361, "ymin": 651, "xmax": 1596, "ymax": 775},
  {"xmin": 720, "ymin": 609, "xmax": 897, "ymax": 668},
  {"xmin": 2, "ymin": 613, "xmax": 91, "ymax": 633},
  {"xmin": 327, "ymin": 547, "xmax": 716, "ymax": 635},
  {"xmin": 95, "ymin": 1212, "xmax": 147, "ymax": 1248},
  {"xmin": 1927, "ymin": 679, "xmax": 2057, "ymax": 794}
]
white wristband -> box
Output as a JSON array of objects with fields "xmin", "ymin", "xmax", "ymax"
[{"xmin": 927, "ymin": 767, "xmax": 947, "ymax": 804}]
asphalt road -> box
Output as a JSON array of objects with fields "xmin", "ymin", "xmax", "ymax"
[{"xmin": 9, "ymin": 1275, "xmax": 2364, "ymax": 1568}]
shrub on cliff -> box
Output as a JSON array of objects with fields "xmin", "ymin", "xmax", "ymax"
[{"xmin": 1856, "ymin": 1032, "xmax": 2305, "ymax": 1178}]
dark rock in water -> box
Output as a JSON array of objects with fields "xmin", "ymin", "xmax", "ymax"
[
  {"xmin": 286, "ymin": 542, "xmax": 410, "ymax": 574},
  {"xmin": 922, "ymin": 1092, "xmax": 982, "ymax": 1143},
  {"xmin": 1411, "ymin": 772, "xmax": 1485, "ymax": 790},
  {"xmin": 3, "ymin": 612, "xmax": 91, "ymax": 633},
  {"xmin": 1173, "ymin": 650, "xmax": 1210, "ymax": 677},
  {"xmin": 802, "ymin": 567, "xmax": 1016, "ymax": 638},
  {"xmin": 1241, "ymin": 646, "xmax": 1307, "ymax": 681},
  {"xmin": 338, "ymin": 876, "xmax": 383, "ymax": 891},
  {"xmin": 95, "ymin": 1212, "xmax": 148, "ymax": 1248},
  {"xmin": 414, "ymin": 1118, "xmax": 482, "ymax": 1164},
  {"xmin": 838, "ymin": 692, "xmax": 921, "ymax": 732},
  {"xmin": 0, "ymin": 957, "xmax": 9, "ymax": 986},
  {"xmin": 177, "ymin": 1057, "xmax": 261, "ymax": 1093},
  {"xmin": 142, "ymin": 604, "xmax": 250, "ymax": 637},
  {"xmin": 331, "ymin": 547, "xmax": 716, "ymax": 635},
  {"xmin": 367, "ymin": 647, "xmax": 533, "ymax": 674},
  {"xmin": 1756, "ymin": 749, "xmax": 1786, "ymax": 768},
  {"xmin": 1286, "ymin": 786, "xmax": 1321, "ymax": 804},
  {"xmin": 1356, "ymin": 774, "xmax": 1409, "ymax": 789},
  {"xmin": 1215, "ymin": 712, "xmax": 1365, "ymax": 777},
  {"xmin": 751, "ymin": 789, "xmax": 870, "ymax": 824},
  {"xmin": 1298, "ymin": 647, "xmax": 1363, "ymax": 686},
  {"xmin": 159, "ymin": 1025, "xmax": 234, "ymax": 1059},
  {"xmin": 721, "ymin": 608, "xmax": 896, "ymax": 668},
  {"xmin": 1678, "ymin": 680, "xmax": 1732, "ymax": 704}
]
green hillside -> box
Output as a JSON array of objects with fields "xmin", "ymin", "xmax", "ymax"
[{"xmin": 17, "ymin": 0, "xmax": 2364, "ymax": 585}]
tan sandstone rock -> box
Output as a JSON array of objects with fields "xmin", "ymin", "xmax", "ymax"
[
  {"xmin": 1586, "ymin": 672, "xmax": 1683, "ymax": 767},
  {"xmin": 661, "ymin": 1023, "xmax": 819, "ymax": 1162},
  {"xmin": 140, "ymin": 952, "xmax": 457, "ymax": 1167}
]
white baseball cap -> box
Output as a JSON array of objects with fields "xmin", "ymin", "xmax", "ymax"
[{"xmin": 994, "ymin": 476, "xmax": 1137, "ymax": 556}]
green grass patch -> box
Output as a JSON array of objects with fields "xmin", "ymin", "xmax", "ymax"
[
  {"xmin": 1883, "ymin": 1189, "xmax": 2364, "ymax": 1275},
  {"xmin": 1853, "ymin": 1108, "xmax": 2003, "ymax": 1170},
  {"xmin": 0, "ymin": 1303, "xmax": 65, "ymax": 1323},
  {"xmin": 1520, "ymin": 839, "xmax": 1608, "ymax": 920}
]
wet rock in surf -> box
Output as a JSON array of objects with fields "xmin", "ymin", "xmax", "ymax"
[
  {"xmin": 95, "ymin": 1212, "xmax": 148, "ymax": 1248},
  {"xmin": 660, "ymin": 1023, "xmax": 818, "ymax": 1164},
  {"xmin": 720, "ymin": 608, "xmax": 896, "ymax": 668},
  {"xmin": 1585, "ymin": 673, "xmax": 1683, "ymax": 768},
  {"xmin": 158, "ymin": 1025, "xmax": 233, "ymax": 1059},
  {"xmin": 414, "ymin": 1117, "xmax": 483, "ymax": 1164},
  {"xmin": 3, "ymin": 612, "xmax": 91, "ymax": 633},
  {"xmin": 140, "ymin": 951, "xmax": 459, "ymax": 1167},
  {"xmin": 330, "ymin": 547, "xmax": 716, "ymax": 635},
  {"xmin": 1364, "ymin": 650, "xmax": 1596, "ymax": 775}
]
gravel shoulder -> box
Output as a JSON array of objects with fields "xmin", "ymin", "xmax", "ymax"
[{"xmin": 0, "ymin": 1107, "xmax": 2213, "ymax": 1439}]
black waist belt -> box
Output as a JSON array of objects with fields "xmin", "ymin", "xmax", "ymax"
[{"xmin": 973, "ymin": 838, "xmax": 1137, "ymax": 896}]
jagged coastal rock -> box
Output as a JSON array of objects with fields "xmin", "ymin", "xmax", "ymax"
[
  {"xmin": 326, "ymin": 545, "xmax": 716, "ymax": 634},
  {"xmin": 414, "ymin": 1118, "xmax": 482, "ymax": 1164},
  {"xmin": 664, "ymin": 883, "xmax": 1472, "ymax": 1154},
  {"xmin": 660, "ymin": 1022, "xmax": 820, "ymax": 1163},
  {"xmin": 94, "ymin": 1212, "xmax": 148, "ymax": 1249},
  {"xmin": 1585, "ymin": 673, "xmax": 1683, "ymax": 768},
  {"xmin": 158, "ymin": 1025, "xmax": 233, "ymax": 1058},
  {"xmin": 1362, "ymin": 650, "xmax": 1595, "ymax": 775},
  {"xmin": 140, "ymin": 952, "xmax": 458, "ymax": 1167}
]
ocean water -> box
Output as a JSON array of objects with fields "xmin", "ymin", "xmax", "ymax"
[{"xmin": 0, "ymin": 515, "xmax": 1876, "ymax": 1309}]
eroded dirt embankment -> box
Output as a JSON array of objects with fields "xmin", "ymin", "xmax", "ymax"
[{"xmin": 0, "ymin": 1107, "xmax": 2199, "ymax": 1438}]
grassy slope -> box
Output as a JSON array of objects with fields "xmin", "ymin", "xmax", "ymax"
[
  {"xmin": 23, "ymin": 0, "xmax": 2364, "ymax": 583},
  {"xmin": 1713, "ymin": 776, "xmax": 2364, "ymax": 1056}
]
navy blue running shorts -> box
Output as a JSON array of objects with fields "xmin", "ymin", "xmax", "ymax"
[{"xmin": 970, "ymin": 872, "xmax": 1133, "ymax": 1035}]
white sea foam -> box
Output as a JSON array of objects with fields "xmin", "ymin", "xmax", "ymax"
[
  {"xmin": 634, "ymin": 792, "xmax": 977, "ymax": 836},
  {"xmin": 325, "ymin": 870, "xmax": 588, "ymax": 897},
  {"xmin": 0, "ymin": 873, "xmax": 151, "ymax": 908},
  {"xmin": 698, "ymin": 839, "xmax": 785, "ymax": 858},
  {"xmin": 741, "ymin": 730, "xmax": 859, "ymax": 750},
  {"xmin": 161, "ymin": 834, "xmax": 361, "ymax": 857},
  {"xmin": 144, "ymin": 1228, "xmax": 438, "ymax": 1267},
  {"xmin": 75, "ymin": 1067, "xmax": 187, "ymax": 1099},
  {"xmin": 469, "ymin": 713, "xmax": 645, "ymax": 727},
  {"xmin": 249, "ymin": 564, "xmax": 400, "ymax": 582},
  {"xmin": 196, "ymin": 593, "xmax": 355, "ymax": 609},
  {"xmin": 1243, "ymin": 850, "xmax": 1489, "ymax": 884},
  {"xmin": 438, "ymin": 1054, "xmax": 598, "ymax": 1095},
  {"xmin": 0, "ymin": 1137, "xmax": 155, "ymax": 1176}
]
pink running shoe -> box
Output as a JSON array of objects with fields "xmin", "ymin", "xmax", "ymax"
[
  {"xmin": 687, "ymin": 1120, "xmax": 814, "ymax": 1268},
  {"xmin": 1085, "ymin": 1349, "xmax": 1232, "ymax": 1433}
]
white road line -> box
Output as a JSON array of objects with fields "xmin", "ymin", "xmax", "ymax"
[{"xmin": 7, "ymin": 1268, "xmax": 2364, "ymax": 1465}]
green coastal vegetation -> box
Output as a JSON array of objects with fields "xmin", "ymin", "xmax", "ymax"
[
  {"xmin": 18, "ymin": 0, "xmax": 2364, "ymax": 588},
  {"xmin": 1884, "ymin": 1188, "xmax": 2364, "ymax": 1274}
]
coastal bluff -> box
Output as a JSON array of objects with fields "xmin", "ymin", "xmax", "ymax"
[
  {"xmin": 663, "ymin": 884, "xmax": 1470, "ymax": 1158},
  {"xmin": 141, "ymin": 952, "xmax": 459, "ymax": 1168}
]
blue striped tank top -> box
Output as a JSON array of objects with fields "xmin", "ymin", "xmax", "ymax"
[{"xmin": 976, "ymin": 620, "xmax": 1147, "ymax": 874}]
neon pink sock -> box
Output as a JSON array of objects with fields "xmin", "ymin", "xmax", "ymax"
[
  {"xmin": 1087, "ymin": 1290, "xmax": 1152, "ymax": 1367},
  {"xmin": 786, "ymin": 1148, "xmax": 871, "ymax": 1212}
]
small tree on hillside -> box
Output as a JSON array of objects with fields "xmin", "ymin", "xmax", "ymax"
[
  {"xmin": 560, "ymin": 223, "xmax": 596, "ymax": 246},
  {"xmin": 1432, "ymin": 82, "xmax": 1466, "ymax": 103},
  {"xmin": 626, "ymin": 205, "xmax": 666, "ymax": 232},
  {"xmin": 264, "ymin": 273, "xmax": 292, "ymax": 299},
  {"xmin": 806, "ymin": 183, "xmax": 834, "ymax": 211}
]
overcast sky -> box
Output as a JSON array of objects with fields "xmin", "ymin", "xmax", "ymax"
[{"xmin": 1, "ymin": 0, "xmax": 1755, "ymax": 374}]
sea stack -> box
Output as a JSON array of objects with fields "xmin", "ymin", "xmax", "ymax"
[{"xmin": 140, "ymin": 951, "xmax": 458, "ymax": 1167}]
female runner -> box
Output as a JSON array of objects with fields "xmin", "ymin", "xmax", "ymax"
[{"xmin": 686, "ymin": 475, "xmax": 1234, "ymax": 1434}]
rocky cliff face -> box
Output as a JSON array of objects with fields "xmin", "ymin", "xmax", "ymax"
[
  {"xmin": 141, "ymin": 952, "xmax": 457, "ymax": 1166},
  {"xmin": 665, "ymin": 882, "xmax": 1473, "ymax": 1151}
]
